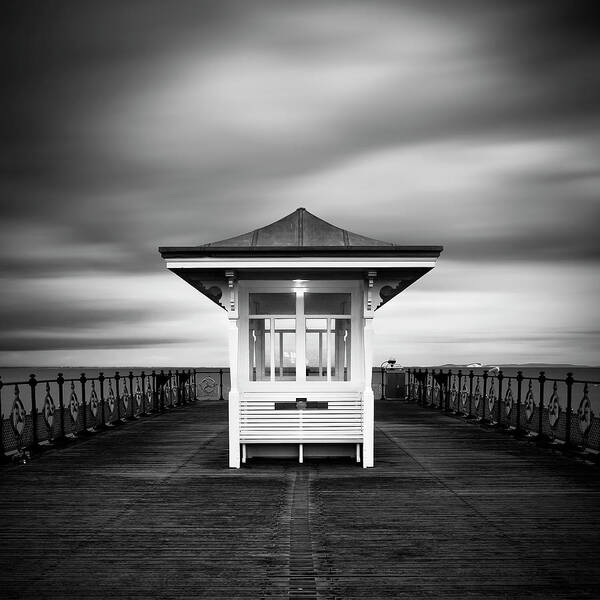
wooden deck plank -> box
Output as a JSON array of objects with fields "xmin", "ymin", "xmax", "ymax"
[{"xmin": 1, "ymin": 400, "xmax": 599, "ymax": 599}]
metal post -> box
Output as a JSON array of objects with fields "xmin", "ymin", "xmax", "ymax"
[
  {"xmin": 537, "ymin": 371, "xmax": 547, "ymax": 444},
  {"xmin": 152, "ymin": 370, "xmax": 157, "ymax": 412},
  {"xmin": 29, "ymin": 374, "xmax": 38, "ymax": 449},
  {"xmin": 99, "ymin": 372, "xmax": 106, "ymax": 427},
  {"xmin": 515, "ymin": 371, "xmax": 523, "ymax": 437},
  {"xmin": 57, "ymin": 373, "xmax": 65, "ymax": 440},
  {"xmin": 219, "ymin": 368, "xmax": 224, "ymax": 401},
  {"xmin": 457, "ymin": 370, "xmax": 462, "ymax": 414},
  {"xmin": 80, "ymin": 373, "xmax": 87, "ymax": 432},
  {"xmin": 497, "ymin": 371, "xmax": 503, "ymax": 426},
  {"xmin": 482, "ymin": 370, "xmax": 488, "ymax": 423},
  {"xmin": 445, "ymin": 370, "xmax": 452, "ymax": 411},
  {"xmin": 468, "ymin": 370, "xmax": 474, "ymax": 418},
  {"xmin": 174, "ymin": 370, "xmax": 180, "ymax": 406},
  {"xmin": 565, "ymin": 372, "xmax": 574, "ymax": 448},
  {"xmin": 0, "ymin": 377, "xmax": 5, "ymax": 460},
  {"xmin": 140, "ymin": 371, "xmax": 146, "ymax": 415},
  {"xmin": 115, "ymin": 371, "xmax": 121, "ymax": 421},
  {"xmin": 160, "ymin": 370, "xmax": 166, "ymax": 411},
  {"xmin": 129, "ymin": 371, "xmax": 135, "ymax": 417}
]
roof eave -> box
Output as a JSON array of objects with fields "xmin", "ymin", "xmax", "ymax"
[{"xmin": 159, "ymin": 245, "xmax": 444, "ymax": 259}]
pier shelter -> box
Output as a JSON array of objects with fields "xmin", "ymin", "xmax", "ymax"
[{"xmin": 159, "ymin": 208, "xmax": 442, "ymax": 467}]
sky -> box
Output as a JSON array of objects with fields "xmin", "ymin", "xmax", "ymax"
[{"xmin": 2, "ymin": 0, "xmax": 599, "ymax": 368}]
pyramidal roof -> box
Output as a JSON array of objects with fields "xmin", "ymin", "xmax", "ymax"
[{"xmin": 205, "ymin": 208, "xmax": 393, "ymax": 248}]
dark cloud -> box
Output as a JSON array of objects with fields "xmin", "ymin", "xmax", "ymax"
[{"xmin": 0, "ymin": 336, "xmax": 180, "ymax": 352}]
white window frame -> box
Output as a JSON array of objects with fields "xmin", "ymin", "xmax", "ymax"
[{"xmin": 241, "ymin": 280, "xmax": 360, "ymax": 389}]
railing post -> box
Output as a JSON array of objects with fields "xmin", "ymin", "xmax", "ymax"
[
  {"xmin": 29, "ymin": 374, "xmax": 38, "ymax": 450},
  {"xmin": 115, "ymin": 371, "xmax": 121, "ymax": 421},
  {"xmin": 140, "ymin": 371, "xmax": 146, "ymax": 415},
  {"xmin": 219, "ymin": 368, "xmax": 224, "ymax": 401},
  {"xmin": 80, "ymin": 373, "xmax": 87, "ymax": 432},
  {"xmin": 468, "ymin": 370, "xmax": 474, "ymax": 418},
  {"xmin": 445, "ymin": 369, "xmax": 452, "ymax": 411},
  {"xmin": 152, "ymin": 370, "xmax": 158, "ymax": 412},
  {"xmin": 98, "ymin": 372, "xmax": 106, "ymax": 427},
  {"xmin": 160, "ymin": 370, "xmax": 166, "ymax": 411},
  {"xmin": 497, "ymin": 371, "xmax": 503, "ymax": 426},
  {"xmin": 482, "ymin": 370, "xmax": 488, "ymax": 423},
  {"xmin": 129, "ymin": 371, "xmax": 135, "ymax": 417},
  {"xmin": 0, "ymin": 377, "xmax": 5, "ymax": 460},
  {"xmin": 457, "ymin": 370, "xmax": 462, "ymax": 413},
  {"xmin": 57, "ymin": 373, "xmax": 65, "ymax": 440},
  {"xmin": 515, "ymin": 371, "xmax": 524, "ymax": 437},
  {"xmin": 565, "ymin": 372, "xmax": 574, "ymax": 448},
  {"xmin": 537, "ymin": 371, "xmax": 547, "ymax": 444}
]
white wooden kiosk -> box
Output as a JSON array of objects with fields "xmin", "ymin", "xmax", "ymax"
[{"xmin": 159, "ymin": 208, "xmax": 442, "ymax": 467}]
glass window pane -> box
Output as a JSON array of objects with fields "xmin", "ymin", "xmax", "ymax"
[
  {"xmin": 275, "ymin": 329, "xmax": 296, "ymax": 380},
  {"xmin": 249, "ymin": 318, "xmax": 271, "ymax": 381},
  {"xmin": 306, "ymin": 328, "xmax": 327, "ymax": 379},
  {"xmin": 306, "ymin": 318, "xmax": 327, "ymax": 331},
  {"xmin": 274, "ymin": 318, "xmax": 296, "ymax": 331},
  {"xmin": 331, "ymin": 318, "xmax": 351, "ymax": 381},
  {"xmin": 305, "ymin": 293, "xmax": 351, "ymax": 315},
  {"xmin": 249, "ymin": 293, "xmax": 295, "ymax": 315}
]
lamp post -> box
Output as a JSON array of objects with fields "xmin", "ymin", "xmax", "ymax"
[{"xmin": 380, "ymin": 358, "xmax": 396, "ymax": 401}]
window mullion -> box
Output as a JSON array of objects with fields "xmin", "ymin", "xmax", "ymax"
[
  {"xmin": 297, "ymin": 291, "xmax": 306, "ymax": 382},
  {"xmin": 269, "ymin": 321, "xmax": 275, "ymax": 382},
  {"xmin": 326, "ymin": 317, "xmax": 332, "ymax": 382}
]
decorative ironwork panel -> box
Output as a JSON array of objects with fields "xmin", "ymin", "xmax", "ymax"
[
  {"xmin": 548, "ymin": 382, "xmax": 560, "ymax": 429},
  {"xmin": 145, "ymin": 379, "xmax": 153, "ymax": 411},
  {"xmin": 432, "ymin": 381, "xmax": 440, "ymax": 405},
  {"xmin": 460, "ymin": 380, "xmax": 468, "ymax": 411},
  {"xmin": 487, "ymin": 381, "xmax": 496, "ymax": 414},
  {"xmin": 525, "ymin": 380, "xmax": 535, "ymax": 422},
  {"xmin": 199, "ymin": 376, "xmax": 217, "ymax": 396},
  {"xmin": 504, "ymin": 381, "xmax": 514, "ymax": 416},
  {"xmin": 89, "ymin": 381, "xmax": 99, "ymax": 418},
  {"xmin": 10, "ymin": 385, "xmax": 26, "ymax": 446},
  {"xmin": 107, "ymin": 380, "xmax": 116, "ymax": 416},
  {"xmin": 43, "ymin": 383, "xmax": 56, "ymax": 435},
  {"xmin": 122, "ymin": 381, "xmax": 130, "ymax": 414},
  {"xmin": 134, "ymin": 379, "xmax": 143, "ymax": 411},
  {"xmin": 473, "ymin": 378, "xmax": 481, "ymax": 410},
  {"xmin": 578, "ymin": 385, "xmax": 593, "ymax": 436},
  {"xmin": 69, "ymin": 382, "xmax": 79, "ymax": 426},
  {"xmin": 450, "ymin": 379, "xmax": 458, "ymax": 410}
]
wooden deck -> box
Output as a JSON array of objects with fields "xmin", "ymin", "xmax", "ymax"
[{"xmin": 1, "ymin": 401, "xmax": 599, "ymax": 599}]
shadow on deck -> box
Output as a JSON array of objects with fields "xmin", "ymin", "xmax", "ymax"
[{"xmin": 1, "ymin": 401, "xmax": 599, "ymax": 599}]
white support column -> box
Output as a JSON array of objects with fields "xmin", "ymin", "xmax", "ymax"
[
  {"xmin": 227, "ymin": 317, "xmax": 241, "ymax": 468},
  {"xmin": 363, "ymin": 316, "xmax": 375, "ymax": 467},
  {"xmin": 226, "ymin": 271, "xmax": 241, "ymax": 468}
]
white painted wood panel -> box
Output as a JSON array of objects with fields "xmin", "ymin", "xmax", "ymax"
[{"xmin": 239, "ymin": 392, "xmax": 363, "ymax": 443}]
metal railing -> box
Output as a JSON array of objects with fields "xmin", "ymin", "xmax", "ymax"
[
  {"xmin": 403, "ymin": 368, "xmax": 600, "ymax": 454},
  {"xmin": 0, "ymin": 368, "xmax": 228, "ymax": 461}
]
